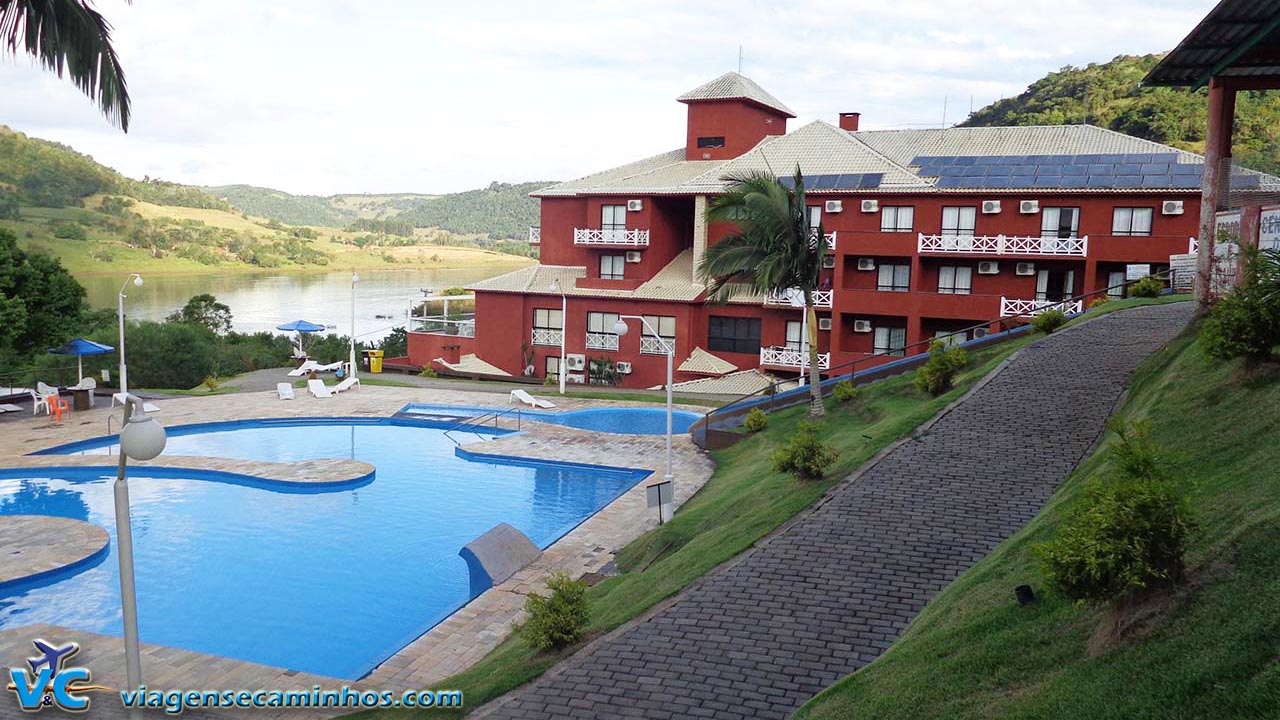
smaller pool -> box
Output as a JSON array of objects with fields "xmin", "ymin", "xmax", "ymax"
[{"xmin": 400, "ymin": 404, "xmax": 701, "ymax": 435}]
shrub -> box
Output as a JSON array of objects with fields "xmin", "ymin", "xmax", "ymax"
[
  {"xmin": 1089, "ymin": 294, "xmax": 1111, "ymax": 309},
  {"xmin": 1129, "ymin": 275, "xmax": 1165, "ymax": 298},
  {"xmin": 516, "ymin": 572, "xmax": 589, "ymax": 652},
  {"xmin": 1034, "ymin": 421, "xmax": 1194, "ymax": 604},
  {"xmin": 419, "ymin": 366, "xmax": 437, "ymax": 378},
  {"xmin": 770, "ymin": 421, "xmax": 837, "ymax": 480},
  {"xmin": 51, "ymin": 222, "xmax": 87, "ymax": 240},
  {"xmin": 831, "ymin": 379, "xmax": 858, "ymax": 404},
  {"xmin": 201, "ymin": 375, "xmax": 219, "ymax": 391},
  {"xmin": 914, "ymin": 340, "xmax": 970, "ymax": 397},
  {"xmin": 1032, "ymin": 309, "xmax": 1067, "ymax": 335},
  {"xmin": 744, "ymin": 407, "xmax": 768, "ymax": 432},
  {"xmin": 1202, "ymin": 251, "xmax": 1280, "ymax": 365}
]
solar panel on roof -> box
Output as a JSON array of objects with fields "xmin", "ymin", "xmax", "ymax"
[
  {"xmin": 1232, "ymin": 174, "xmax": 1262, "ymax": 189},
  {"xmin": 1060, "ymin": 176, "xmax": 1089, "ymax": 188},
  {"xmin": 813, "ymin": 175, "xmax": 839, "ymax": 190},
  {"xmin": 1140, "ymin": 163, "xmax": 1171, "ymax": 174},
  {"xmin": 1112, "ymin": 175, "xmax": 1143, "ymax": 188},
  {"xmin": 1170, "ymin": 164, "xmax": 1202, "ymax": 176},
  {"xmin": 1141, "ymin": 175, "xmax": 1173, "ymax": 188},
  {"xmin": 952, "ymin": 157, "xmax": 978, "ymax": 166},
  {"xmin": 1087, "ymin": 176, "xmax": 1116, "ymax": 188},
  {"xmin": 1033, "ymin": 176, "xmax": 1062, "ymax": 187},
  {"xmin": 1012, "ymin": 165, "xmax": 1037, "ymax": 177},
  {"xmin": 1114, "ymin": 164, "xmax": 1142, "ymax": 176},
  {"xmin": 1009, "ymin": 176, "xmax": 1036, "ymax": 188},
  {"xmin": 1072, "ymin": 154, "xmax": 1102, "ymax": 164},
  {"xmin": 1062, "ymin": 165, "xmax": 1088, "ymax": 176}
]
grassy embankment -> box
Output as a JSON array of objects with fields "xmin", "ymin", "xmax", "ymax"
[{"xmin": 795, "ymin": 316, "xmax": 1280, "ymax": 719}]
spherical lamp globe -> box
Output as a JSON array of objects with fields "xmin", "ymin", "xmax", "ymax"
[{"xmin": 120, "ymin": 412, "xmax": 166, "ymax": 461}]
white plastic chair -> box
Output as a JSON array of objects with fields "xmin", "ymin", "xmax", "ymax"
[
  {"xmin": 307, "ymin": 379, "xmax": 333, "ymax": 398},
  {"xmin": 30, "ymin": 390, "xmax": 50, "ymax": 416}
]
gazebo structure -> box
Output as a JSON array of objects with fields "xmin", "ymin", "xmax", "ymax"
[{"xmin": 1144, "ymin": 0, "xmax": 1280, "ymax": 305}]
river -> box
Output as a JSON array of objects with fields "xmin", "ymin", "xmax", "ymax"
[{"xmin": 78, "ymin": 267, "xmax": 518, "ymax": 343}]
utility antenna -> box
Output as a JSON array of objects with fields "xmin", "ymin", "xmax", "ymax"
[
  {"xmin": 941, "ymin": 95, "xmax": 948, "ymax": 128},
  {"xmin": 738, "ymin": 45, "xmax": 743, "ymax": 73}
]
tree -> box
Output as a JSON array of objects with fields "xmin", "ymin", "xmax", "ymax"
[
  {"xmin": 167, "ymin": 293, "xmax": 233, "ymax": 334},
  {"xmin": 698, "ymin": 168, "xmax": 827, "ymax": 417},
  {"xmin": 0, "ymin": 228, "xmax": 86, "ymax": 363},
  {"xmin": 0, "ymin": 0, "xmax": 131, "ymax": 131}
]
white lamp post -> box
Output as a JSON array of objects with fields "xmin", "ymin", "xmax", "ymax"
[
  {"xmin": 549, "ymin": 279, "xmax": 567, "ymax": 395},
  {"xmin": 117, "ymin": 274, "xmax": 143, "ymax": 395},
  {"xmin": 349, "ymin": 273, "xmax": 360, "ymax": 378},
  {"xmin": 112, "ymin": 394, "xmax": 166, "ymax": 701},
  {"xmin": 614, "ymin": 315, "xmax": 674, "ymax": 521}
]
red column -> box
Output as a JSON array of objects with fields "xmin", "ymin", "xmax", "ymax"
[{"xmin": 1198, "ymin": 78, "xmax": 1236, "ymax": 306}]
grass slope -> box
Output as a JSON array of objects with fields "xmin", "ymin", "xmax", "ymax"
[{"xmin": 796, "ymin": 324, "xmax": 1280, "ymax": 720}]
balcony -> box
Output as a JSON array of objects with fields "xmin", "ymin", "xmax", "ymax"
[
  {"xmin": 764, "ymin": 288, "xmax": 833, "ymax": 309},
  {"xmin": 585, "ymin": 332, "xmax": 619, "ymax": 351},
  {"xmin": 640, "ymin": 336, "xmax": 673, "ymax": 355},
  {"xmin": 760, "ymin": 345, "xmax": 830, "ymax": 370},
  {"xmin": 573, "ymin": 228, "xmax": 650, "ymax": 247},
  {"xmin": 531, "ymin": 327, "xmax": 562, "ymax": 347},
  {"xmin": 999, "ymin": 297, "xmax": 1084, "ymax": 318},
  {"xmin": 809, "ymin": 228, "xmax": 837, "ymax": 250},
  {"xmin": 528, "ymin": 227, "xmax": 540, "ymax": 244},
  {"xmin": 410, "ymin": 316, "xmax": 475, "ymax": 337},
  {"xmin": 918, "ymin": 233, "xmax": 1088, "ymax": 257}
]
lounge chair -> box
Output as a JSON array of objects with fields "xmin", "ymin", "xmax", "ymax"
[
  {"xmin": 316, "ymin": 361, "xmax": 344, "ymax": 372},
  {"xmin": 277, "ymin": 383, "xmax": 295, "ymax": 400},
  {"xmin": 307, "ymin": 379, "xmax": 333, "ymax": 398},
  {"xmin": 72, "ymin": 377, "xmax": 96, "ymax": 407},
  {"xmin": 333, "ymin": 376, "xmax": 360, "ymax": 393},
  {"xmin": 511, "ymin": 388, "xmax": 555, "ymax": 409},
  {"xmin": 287, "ymin": 360, "xmax": 320, "ymax": 377},
  {"xmin": 0, "ymin": 403, "xmax": 23, "ymax": 414}
]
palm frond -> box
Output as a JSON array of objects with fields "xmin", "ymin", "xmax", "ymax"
[{"xmin": 1, "ymin": 0, "xmax": 131, "ymax": 132}]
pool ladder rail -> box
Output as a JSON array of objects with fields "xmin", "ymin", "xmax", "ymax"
[{"xmin": 443, "ymin": 407, "xmax": 522, "ymax": 445}]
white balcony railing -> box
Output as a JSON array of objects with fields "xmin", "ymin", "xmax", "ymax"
[
  {"xmin": 409, "ymin": 315, "xmax": 475, "ymax": 336},
  {"xmin": 918, "ymin": 233, "xmax": 1088, "ymax": 257},
  {"xmin": 531, "ymin": 327, "xmax": 562, "ymax": 347},
  {"xmin": 640, "ymin": 335, "xmax": 673, "ymax": 355},
  {"xmin": 573, "ymin": 228, "xmax": 651, "ymax": 246},
  {"xmin": 585, "ymin": 332, "xmax": 619, "ymax": 351},
  {"xmin": 760, "ymin": 345, "xmax": 830, "ymax": 370},
  {"xmin": 528, "ymin": 227, "xmax": 541, "ymax": 244},
  {"xmin": 763, "ymin": 288, "xmax": 833, "ymax": 309},
  {"xmin": 808, "ymin": 228, "xmax": 837, "ymax": 250},
  {"xmin": 999, "ymin": 297, "xmax": 1084, "ymax": 318}
]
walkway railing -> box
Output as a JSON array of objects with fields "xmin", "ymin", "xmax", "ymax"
[
  {"xmin": 918, "ymin": 233, "xmax": 1088, "ymax": 257},
  {"xmin": 443, "ymin": 407, "xmax": 523, "ymax": 445},
  {"xmin": 0, "ymin": 364, "xmax": 86, "ymax": 399}
]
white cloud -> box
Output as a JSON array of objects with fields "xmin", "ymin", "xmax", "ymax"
[{"xmin": 0, "ymin": 0, "xmax": 1216, "ymax": 195}]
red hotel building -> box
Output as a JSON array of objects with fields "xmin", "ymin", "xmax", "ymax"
[{"xmin": 406, "ymin": 72, "xmax": 1211, "ymax": 391}]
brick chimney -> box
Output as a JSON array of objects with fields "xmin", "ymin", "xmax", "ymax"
[{"xmin": 838, "ymin": 112, "xmax": 861, "ymax": 132}]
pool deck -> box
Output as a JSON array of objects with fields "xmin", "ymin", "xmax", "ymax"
[
  {"xmin": 0, "ymin": 516, "xmax": 108, "ymax": 586},
  {"xmin": 0, "ymin": 384, "xmax": 715, "ymax": 712}
]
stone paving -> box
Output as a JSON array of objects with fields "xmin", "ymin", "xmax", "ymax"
[
  {"xmin": 477, "ymin": 303, "xmax": 1194, "ymax": 720},
  {"xmin": 2, "ymin": 455, "xmax": 374, "ymax": 487},
  {"xmin": 0, "ymin": 516, "xmax": 107, "ymax": 585}
]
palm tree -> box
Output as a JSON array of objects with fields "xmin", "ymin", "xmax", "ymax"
[
  {"xmin": 698, "ymin": 167, "xmax": 827, "ymax": 418},
  {"xmin": 1, "ymin": 0, "xmax": 131, "ymax": 131}
]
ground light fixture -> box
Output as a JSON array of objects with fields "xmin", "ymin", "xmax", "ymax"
[
  {"xmin": 117, "ymin": 274, "xmax": 143, "ymax": 395},
  {"xmin": 614, "ymin": 315, "xmax": 675, "ymax": 523},
  {"xmin": 549, "ymin": 279, "xmax": 567, "ymax": 394},
  {"xmin": 113, "ymin": 394, "xmax": 167, "ymax": 707}
]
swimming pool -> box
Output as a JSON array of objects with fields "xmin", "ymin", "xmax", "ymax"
[
  {"xmin": 1, "ymin": 418, "xmax": 648, "ymax": 679},
  {"xmin": 400, "ymin": 403, "xmax": 703, "ymax": 435}
]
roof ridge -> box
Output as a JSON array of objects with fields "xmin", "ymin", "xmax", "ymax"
[{"xmin": 821, "ymin": 121, "xmax": 930, "ymax": 183}]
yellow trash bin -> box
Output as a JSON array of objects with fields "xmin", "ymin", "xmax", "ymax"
[{"xmin": 367, "ymin": 349, "xmax": 384, "ymax": 374}]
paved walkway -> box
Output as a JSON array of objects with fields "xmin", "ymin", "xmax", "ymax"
[{"xmin": 479, "ymin": 303, "xmax": 1194, "ymax": 720}]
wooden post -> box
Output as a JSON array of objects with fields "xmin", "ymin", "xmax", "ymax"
[{"xmin": 1198, "ymin": 78, "xmax": 1235, "ymax": 307}]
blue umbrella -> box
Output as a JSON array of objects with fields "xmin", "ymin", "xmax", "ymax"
[
  {"xmin": 276, "ymin": 320, "xmax": 326, "ymax": 357},
  {"xmin": 48, "ymin": 338, "xmax": 115, "ymax": 383}
]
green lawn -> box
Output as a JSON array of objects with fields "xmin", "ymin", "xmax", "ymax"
[
  {"xmin": 795, "ymin": 325, "xmax": 1280, "ymax": 720},
  {"xmin": 348, "ymin": 332, "xmax": 1038, "ymax": 718}
]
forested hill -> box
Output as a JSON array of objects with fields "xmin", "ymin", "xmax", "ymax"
[
  {"xmin": 203, "ymin": 184, "xmax": 353, "ymax": 227},
  {"xmin": 961, "ymin": 53, "xmax": 1280, "ymax": 174}
]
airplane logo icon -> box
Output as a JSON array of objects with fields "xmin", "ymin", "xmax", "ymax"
[{"xmin": 27, "ymin": 640, "xmax": 79, "ymax": 678}]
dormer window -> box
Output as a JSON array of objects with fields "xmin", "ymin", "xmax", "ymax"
[{"xmin": 696, "ymin": 136, "xmax": 726, "ymax": 149}]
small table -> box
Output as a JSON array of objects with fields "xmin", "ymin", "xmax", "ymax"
[{"xmin": 71, "ymin": 388, "xmax": 92, "ymax": 411}]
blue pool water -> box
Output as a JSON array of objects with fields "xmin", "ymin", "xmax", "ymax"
[
  {"xmin": 401, "ymin": 404, "xmax": 702, "ymax": 435},
  {"xmin": 0, "ymin": 419, "xmax": 647, "ymax": 679}
]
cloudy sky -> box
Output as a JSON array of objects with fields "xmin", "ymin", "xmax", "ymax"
[{"xmin": 2, "ymin": 0, "xmax": 1215, "ymax": 196}]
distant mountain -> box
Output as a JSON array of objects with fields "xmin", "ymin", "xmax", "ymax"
[
  {"xmin": 203, "ymin": 184, "xmax": 352, "ymax": 227},
  {"xmin": 961, "ymin": 53, "xmax": 1280, "ymax": 174}
]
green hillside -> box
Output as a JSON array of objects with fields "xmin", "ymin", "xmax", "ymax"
[
  {"xmin": 203, "ymin": 184, "xmax": 354, "ymax": 227},
  {"xmin": 962, "ymin": 53, "xmax": 1280, "ymax": 174}
]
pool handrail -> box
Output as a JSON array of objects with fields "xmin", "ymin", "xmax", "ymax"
[{"xmin": 443, "ymin": 406, "xmax": 523, "ymax": 445}]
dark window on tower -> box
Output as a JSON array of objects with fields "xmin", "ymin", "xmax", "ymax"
[
  {"xmin": 708, "ymin": 316, "xmax": 761, "ymax": 354},
  {"xmin": 697, "ymin": 136, "xmax": 726, "ymax": 149}
]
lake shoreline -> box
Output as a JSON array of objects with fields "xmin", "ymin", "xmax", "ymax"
[{"xmin": 66, "ymin": 257, "xmax": 533, "ymax": 279}]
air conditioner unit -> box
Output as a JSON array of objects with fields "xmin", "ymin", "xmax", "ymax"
[
  {"xmin": 978, "ymin": 261, "xmax": 999, "ymax": 275},
  {"xmin": 625, "ymin": 251, "xmax": 642, "ymax": 263},
  {"xmin": 857, "ymin": 258, "xmax": 876, "ymax": 271},
  {"xmin": 822, "ymin": 255, "xmax": 836, "ymax": 269},
  {"xmin": 973, "ymin": 327, "xmax": 990, "ymax": 338},
  {"xmin": 1019, "ymin": 200, "xmax": 1040, "ymax": 214},
  {"xmin": 860, "ymin": 199, "xmax": 879, "ymax": 213},
  {"xmin": 817, "ymin": 318, "xmax": 832, "ymax": 331},
  {"xmin": 853, "ymin": 319, "xmax": 872, "ymax": 333},
  {"xmin": 626, "ymin": 199, "xmax": 643, "ymax": 211},
  {"xmin": 982, "ymin": 200, "xmax": 1002, "ymax": 214},
  {"xmin": 566, "ymin": 353, "xmax": 586, "ymax": 371},
  {"xmin": 616, "ymin": 361, "xmax": 632, "ymax": 374},
  {"xmin": 1015, "ymin": 262, "xmax": 1036, "ymax": 276},
  {"xmin": 566, "ymin": 372, "xmax": 585, "ymax": 384},
  {"xmin": 1162, "ymin": 200, "xmax": 1184, "ymax": 215},
  {"xmin": 825, "ymin": 200, "xmax": 843, "ymax": 213}
]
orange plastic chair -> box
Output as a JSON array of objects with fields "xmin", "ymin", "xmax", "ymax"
[{"xmin": 49, "ymin": 396, "xmax": 71, "ymax": 423}]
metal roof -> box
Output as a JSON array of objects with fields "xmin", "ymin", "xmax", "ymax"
[{"xmin": 1143, "ymin": 0, "xmax": 1280, "ymax": 88}]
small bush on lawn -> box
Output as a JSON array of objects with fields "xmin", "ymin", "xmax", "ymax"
[
  {"xmin": 1035, "ymin": 421, "xmax": 1195, "ymax": 604},
  {"xmin": 1089, "ymin": 294, "xmax": 1111, "ymax": 309},
  {"xmin": 770, "ymin": 421, "xmax": 837, "ymax": 480},
  {"xmin": 516, "ymin": 572, "xmax": 589, "ymax": 652},
  {"xmin": 1202, "ymin": 251, "xmax": 1280, "ymax": 365},
  {"xmin": 914, "ymin": 340, "xmax": 969, "ymax": 397},
  {"xmin": 1129, "ymin": 275, "xmax": 1165, "ymax": 298},
  {"xmin": 1032, "ymin": 309, "xmax": 1067, "ymax": 335},
  {"xmin": 832, "ymin": 379, "xmax": 858, "ymax": 404},
  {"xmin": 201, "ymin": 375, "xmax": 219, "ymax": 391},
  {"xmin": 744, "ymin": 407, "xmax": 768, "ymax": 432},
  {"xmin": 419, "ymin": 366, "xmax": 437, "ymax": 378}
]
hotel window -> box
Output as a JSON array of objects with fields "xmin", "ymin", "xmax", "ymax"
[
  {"xmin": 696, "ymin": 136, "xmax": 725, "ymax": 149},
  {"xmin": 807, "ymin": 205, "xmax": 823, "ymax": 228},
  {"xmin": 785, "ymin": 321, "xmax": 803, "ymax": 351},
  {"xmin": 533, "ymin": 308, "xmax": 563, "ymax": 331},
  {"xmin": 708, "ymin": 316, "xmax": 761, "ymax": 354},
  {"xmin": 587, "ymin": 311, "xmax": 620, "ymax": 347},
  {"xmin": 880, "ymin": 206, "xmax": 914, "ymax": 233},
  {"xmin": 934, "ymin": 330, "xmax": 966, "ymax": 348},
  {"xmin": 873, "ymin": 326, "xmax": 907, "ymax": 357},
  {"xmin": 877, "ymin": 263, "xmax": 910, "ymax": 292},
  {"xmin": 641, "ymin": 315, "xmax": 677, "ymax": 354},
  {"xmin": 545, "ymin": 355, "xmax": 561, "ymax": 379},
  {"xmin": 1107, "ymin": 270, "xmax": 1127, "ymax": 298},
  {"xmin": 601, "ymin": 204, "xmax": 627, "ymax": 231},
  {"xmin": 937, "ymin": 265, "xmax": 973, "ymax": 295},
  {"xmin": 941, "ymin": 206, "xmax": 976, "ymax": 237},
  {"xmin": 1041, "ymin": 207, "xmax": 1080, "ymax": 238},
  {"xmin": 1112, "ymin": 207, "xmax": 1153, "ymax": 236},
  {"xmin": 600, "ymin": 254, "xmax": 625, "ymax": 280}
]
